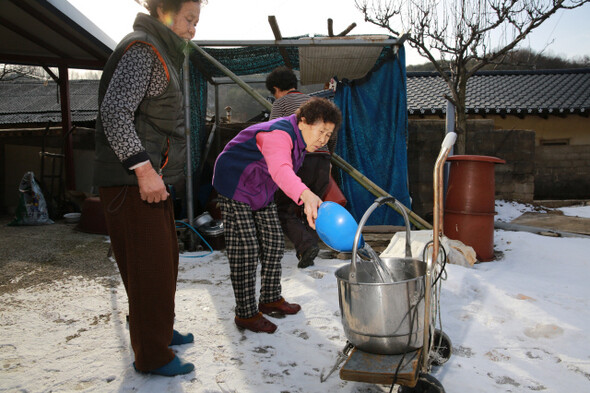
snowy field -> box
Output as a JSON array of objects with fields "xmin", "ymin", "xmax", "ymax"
[{"xmin": 1, "ymin": 201, "xmax": 589, "ymax": 392}]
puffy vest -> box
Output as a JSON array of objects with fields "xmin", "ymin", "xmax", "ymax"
[
  {"xmin": 213, "ymin": 115, "xmax": 307, "ymax": 210},
  {"xmin": 94, "ymin": 13, "xmax": 187, "ymax": 187}
]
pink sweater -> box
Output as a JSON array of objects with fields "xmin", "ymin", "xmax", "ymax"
[{"xmin": 256, "ymin": 130, "xmax": 308, "ymax": 205}]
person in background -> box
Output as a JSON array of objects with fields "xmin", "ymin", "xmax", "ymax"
[
  {"xmin": 213, "ymin": 98, "xmax": 342, "ymax": 333},
  {"xmin": 93, "ymin": 0, "xmax": 204, "ymax": 377},
  {"xmin": 266, "ymin": 66, "xmax": 334, "ymax": 268}
]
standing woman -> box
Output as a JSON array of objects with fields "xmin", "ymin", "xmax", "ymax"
[
  {"xmin": 213, "ymin": 98, "xmax": 342, "ymax": 334},
  {"xmin": 94, "ymin": 0, "xmax": 203, "ymax": 376}
]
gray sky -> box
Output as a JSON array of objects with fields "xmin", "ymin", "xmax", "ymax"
[{"xmin": 68, "ymin": 0, "xmax": 590, "ymax": 66}]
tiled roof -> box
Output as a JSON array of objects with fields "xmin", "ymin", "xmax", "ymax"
[
  {"xmin": 0, "ymin": 77, "xmax": 98, "ymax": 126},
  {"xmin": 407, "ymin": 68, "xmax": 590, "ymax": 116},
  {"xmin": 2, "ymin": 68, "xmax": 589, "ymax": 127}
]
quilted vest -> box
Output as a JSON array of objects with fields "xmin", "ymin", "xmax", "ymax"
[{"xmin": 94, "ymin": 13, "xmax": 187, "ymax": 187}]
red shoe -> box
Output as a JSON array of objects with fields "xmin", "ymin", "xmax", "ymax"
[
  {"xmin": 259, "ymin": 297, "xmax": 301, "ymax": 316},
  {"xmin": 235, "ymin": 312, "xmax": 277, "ymax": 333}
]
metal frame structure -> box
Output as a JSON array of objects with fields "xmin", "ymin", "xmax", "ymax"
[{"xmin": 183, "ymin": 34, "xmax": 410, "ymax": 227}]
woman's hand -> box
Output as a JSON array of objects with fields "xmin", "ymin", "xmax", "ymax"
[
  {"xmin": 299, "ymin": 189, "xmax": 323, "ymax": 229},
  {"xmin": 134, "ymin": 164, "xmax": 169, "ymax": 203}
]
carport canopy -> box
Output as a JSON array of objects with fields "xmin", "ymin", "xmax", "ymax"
[{"xmin": 0, "ymin": 0, "xmax": 117, "ymax": 190}]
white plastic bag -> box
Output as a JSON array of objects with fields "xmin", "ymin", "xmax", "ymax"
[{"xmin": 8, "ymin": 171, "xmax": 54, "ymax": 226}]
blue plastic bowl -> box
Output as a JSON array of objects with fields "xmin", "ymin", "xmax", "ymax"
[{"xmin": 315, "ymin": 201, "xmax": 364, "ymax": 252}]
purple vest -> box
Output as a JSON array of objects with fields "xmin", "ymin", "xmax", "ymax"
[{"xmin": 212, "ymin": 115, "xmax": 307, "ymax": 210}]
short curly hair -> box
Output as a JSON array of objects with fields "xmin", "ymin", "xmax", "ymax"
[
  {"xmin": 265, "ymin": 66, "xmax": 298, "ymax": 94},
  {"xmin": 296, "ymin": 97, "xmax": 342, "ymax": 135},
  {"xmin": 144, "ymin": 0, "xmax": 204, "ymax": 17}
]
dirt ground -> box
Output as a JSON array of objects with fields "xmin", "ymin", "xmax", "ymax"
[
  {"xmin": 0, "ymin": 215, "xmax": 387, "ymax": 297},
  {"xmin": 0, "ymin": 216, "xmax": 118, "ymax": 295}
]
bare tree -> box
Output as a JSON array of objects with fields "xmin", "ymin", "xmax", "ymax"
[
  {"xmin": 0, "ymin": 64, "xmax": 48, "ymax": 81},
  {"xmin": 356, "ymin": 0, "xmax": 590, "ymax": 154}
]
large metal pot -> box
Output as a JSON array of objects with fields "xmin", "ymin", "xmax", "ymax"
[{"xmin": 335, "ymin": 197, "xmax": 426, "ymax": 355}]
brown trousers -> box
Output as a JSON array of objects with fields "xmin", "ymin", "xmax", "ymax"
[{"xmin": 99, "ymin": 186, "xmax": 178, "ymax": 371}]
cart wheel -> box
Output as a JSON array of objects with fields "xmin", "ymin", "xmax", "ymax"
[
  {"xmin": 430, "ymin": 329, "xmax": 452, "ymax": 366},
  {"xmin": 399, "ymin": 373, "xmax": 445, "ymax": 393}
]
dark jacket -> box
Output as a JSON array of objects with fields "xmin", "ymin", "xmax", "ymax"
[{"xmin": 94, "ymin": 13, "xmax": 187, "ymax": 187}]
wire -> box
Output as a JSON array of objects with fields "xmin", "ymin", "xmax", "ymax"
[
  {"xmin": 421, "ymin": 240, "xmax": 447, "ymax": 287},
  {"xmin": 175, "ymin": 220, "xmax": 214, "ymax": 258},
  {"xmin": 388, "ymin": 279, "xmax": 423, "ymax": 393}
]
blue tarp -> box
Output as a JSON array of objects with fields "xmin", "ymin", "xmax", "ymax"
[{"xmin": 333, "ymin": 46, "xmax": 410, "ymax": 226}]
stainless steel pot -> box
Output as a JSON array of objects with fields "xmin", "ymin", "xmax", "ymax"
[{"xmin": 335, "ymin": 196, "xmax": 426, "ymax": 355}]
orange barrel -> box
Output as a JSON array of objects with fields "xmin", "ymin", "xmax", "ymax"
[{"xmin": 443, "ymin": 155, "xmax": 505, "ymax": 261}]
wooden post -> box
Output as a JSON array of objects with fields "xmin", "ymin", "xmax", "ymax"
[
  {"xmin": 268, "ymin": 16, "xmax": 292, "ymax": 68},
  {"xmin": 58, "ymin": 64, "xmax": 75, "ymax": 191}
]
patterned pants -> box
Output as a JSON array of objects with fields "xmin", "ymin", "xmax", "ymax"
[{"xmin": 218, "ymin": 195, "xmax": 284, "ymax": 318}]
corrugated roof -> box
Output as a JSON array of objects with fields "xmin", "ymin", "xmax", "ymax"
[
  {"xmin": 0, "ymin": 77, "xmax": 98, "ymax": 126},
  {"xmin": 0, "ymin": 0, "xmax": 115, "ymax": 69},
  {"xmin": 407, "ymin": 68, "xmax": 590, "ymax": 116}
]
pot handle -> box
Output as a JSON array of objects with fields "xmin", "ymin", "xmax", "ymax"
[{"xmin": 350, "ymin": 196, "xmax": 412, "ymax": 281}]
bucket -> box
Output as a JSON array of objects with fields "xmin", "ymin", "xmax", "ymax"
[
  {"xmin": 199, "ymin": 220, "xmax": 225, "ymax": 250},
  {"xmin": 335, "ymin": 257, "xmax": 426, "ymax": 354},
  {"xmin": 334, "ymin": 196, "xmax": 427, "ymax": 355}
]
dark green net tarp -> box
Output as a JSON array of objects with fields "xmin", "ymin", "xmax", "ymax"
[
  {"xmin": 334, "ymin": 46, "xmax": 410, "ymax": 226},
  {"xmin": 188, "ymin": 63, "xmax": 208, "ymax": 174},
  {"xmin": 187, "ymin": 44, "xmax": 299, "ymax": 175}
]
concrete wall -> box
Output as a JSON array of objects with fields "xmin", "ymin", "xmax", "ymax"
[
  {"xmin": 467, "ymin": 128, "xmax": 536, "ymax": 203},
  {"xmin": 535, "ymin": 145, "xmax": 590, "ymax": 200},
  {"xmin": 408, "ymin": 119, "xmax": 536, "ymax": 220}
]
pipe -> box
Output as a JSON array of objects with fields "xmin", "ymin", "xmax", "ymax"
[
  {"xmin": 331, "ymin": 153, "xmax": 432, "ymax": 230},
  {"xmin": 422, "ymin": 132, "xmax": 456, "ymax": 372},
  {"xmin": 183, "ymin": 48, "xmax": 195, "ymax": 235}
]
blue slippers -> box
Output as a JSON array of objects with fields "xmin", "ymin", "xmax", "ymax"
[
  {"xmin": 134, "ymin": 355, "xmax": 194, "ymax": 377},
  {"xmin": 170, "ymin": 329, "xmax": 194, "ymax": 346}
]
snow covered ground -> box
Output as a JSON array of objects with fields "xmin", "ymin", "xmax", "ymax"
[{"xmin": 1, "ymin": 201, "xmax": 589, "ymax": 392}]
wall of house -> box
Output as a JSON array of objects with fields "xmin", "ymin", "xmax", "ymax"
[
  {"xmin": 481, "ymin": 114, "xmax": 590, "ymax": 145},
  {"xmin": 407, "ymin": 119, "xmax": 535, "ymax": 221},
  {"xmin": 415, "ymin": 114, "xmax": 590, "ymax": 145}
]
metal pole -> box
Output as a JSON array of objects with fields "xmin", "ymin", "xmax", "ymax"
[
  {"xmin": 183, "ymin": 47, "xmax": 195, "ymax": 235},
  {"xmin": 331, "ymin": 153, "xmax": 432, "ymax": 230},
  {"xmin": 444, "ymin": 100, "xmax": 455, "ymax": 197}
]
